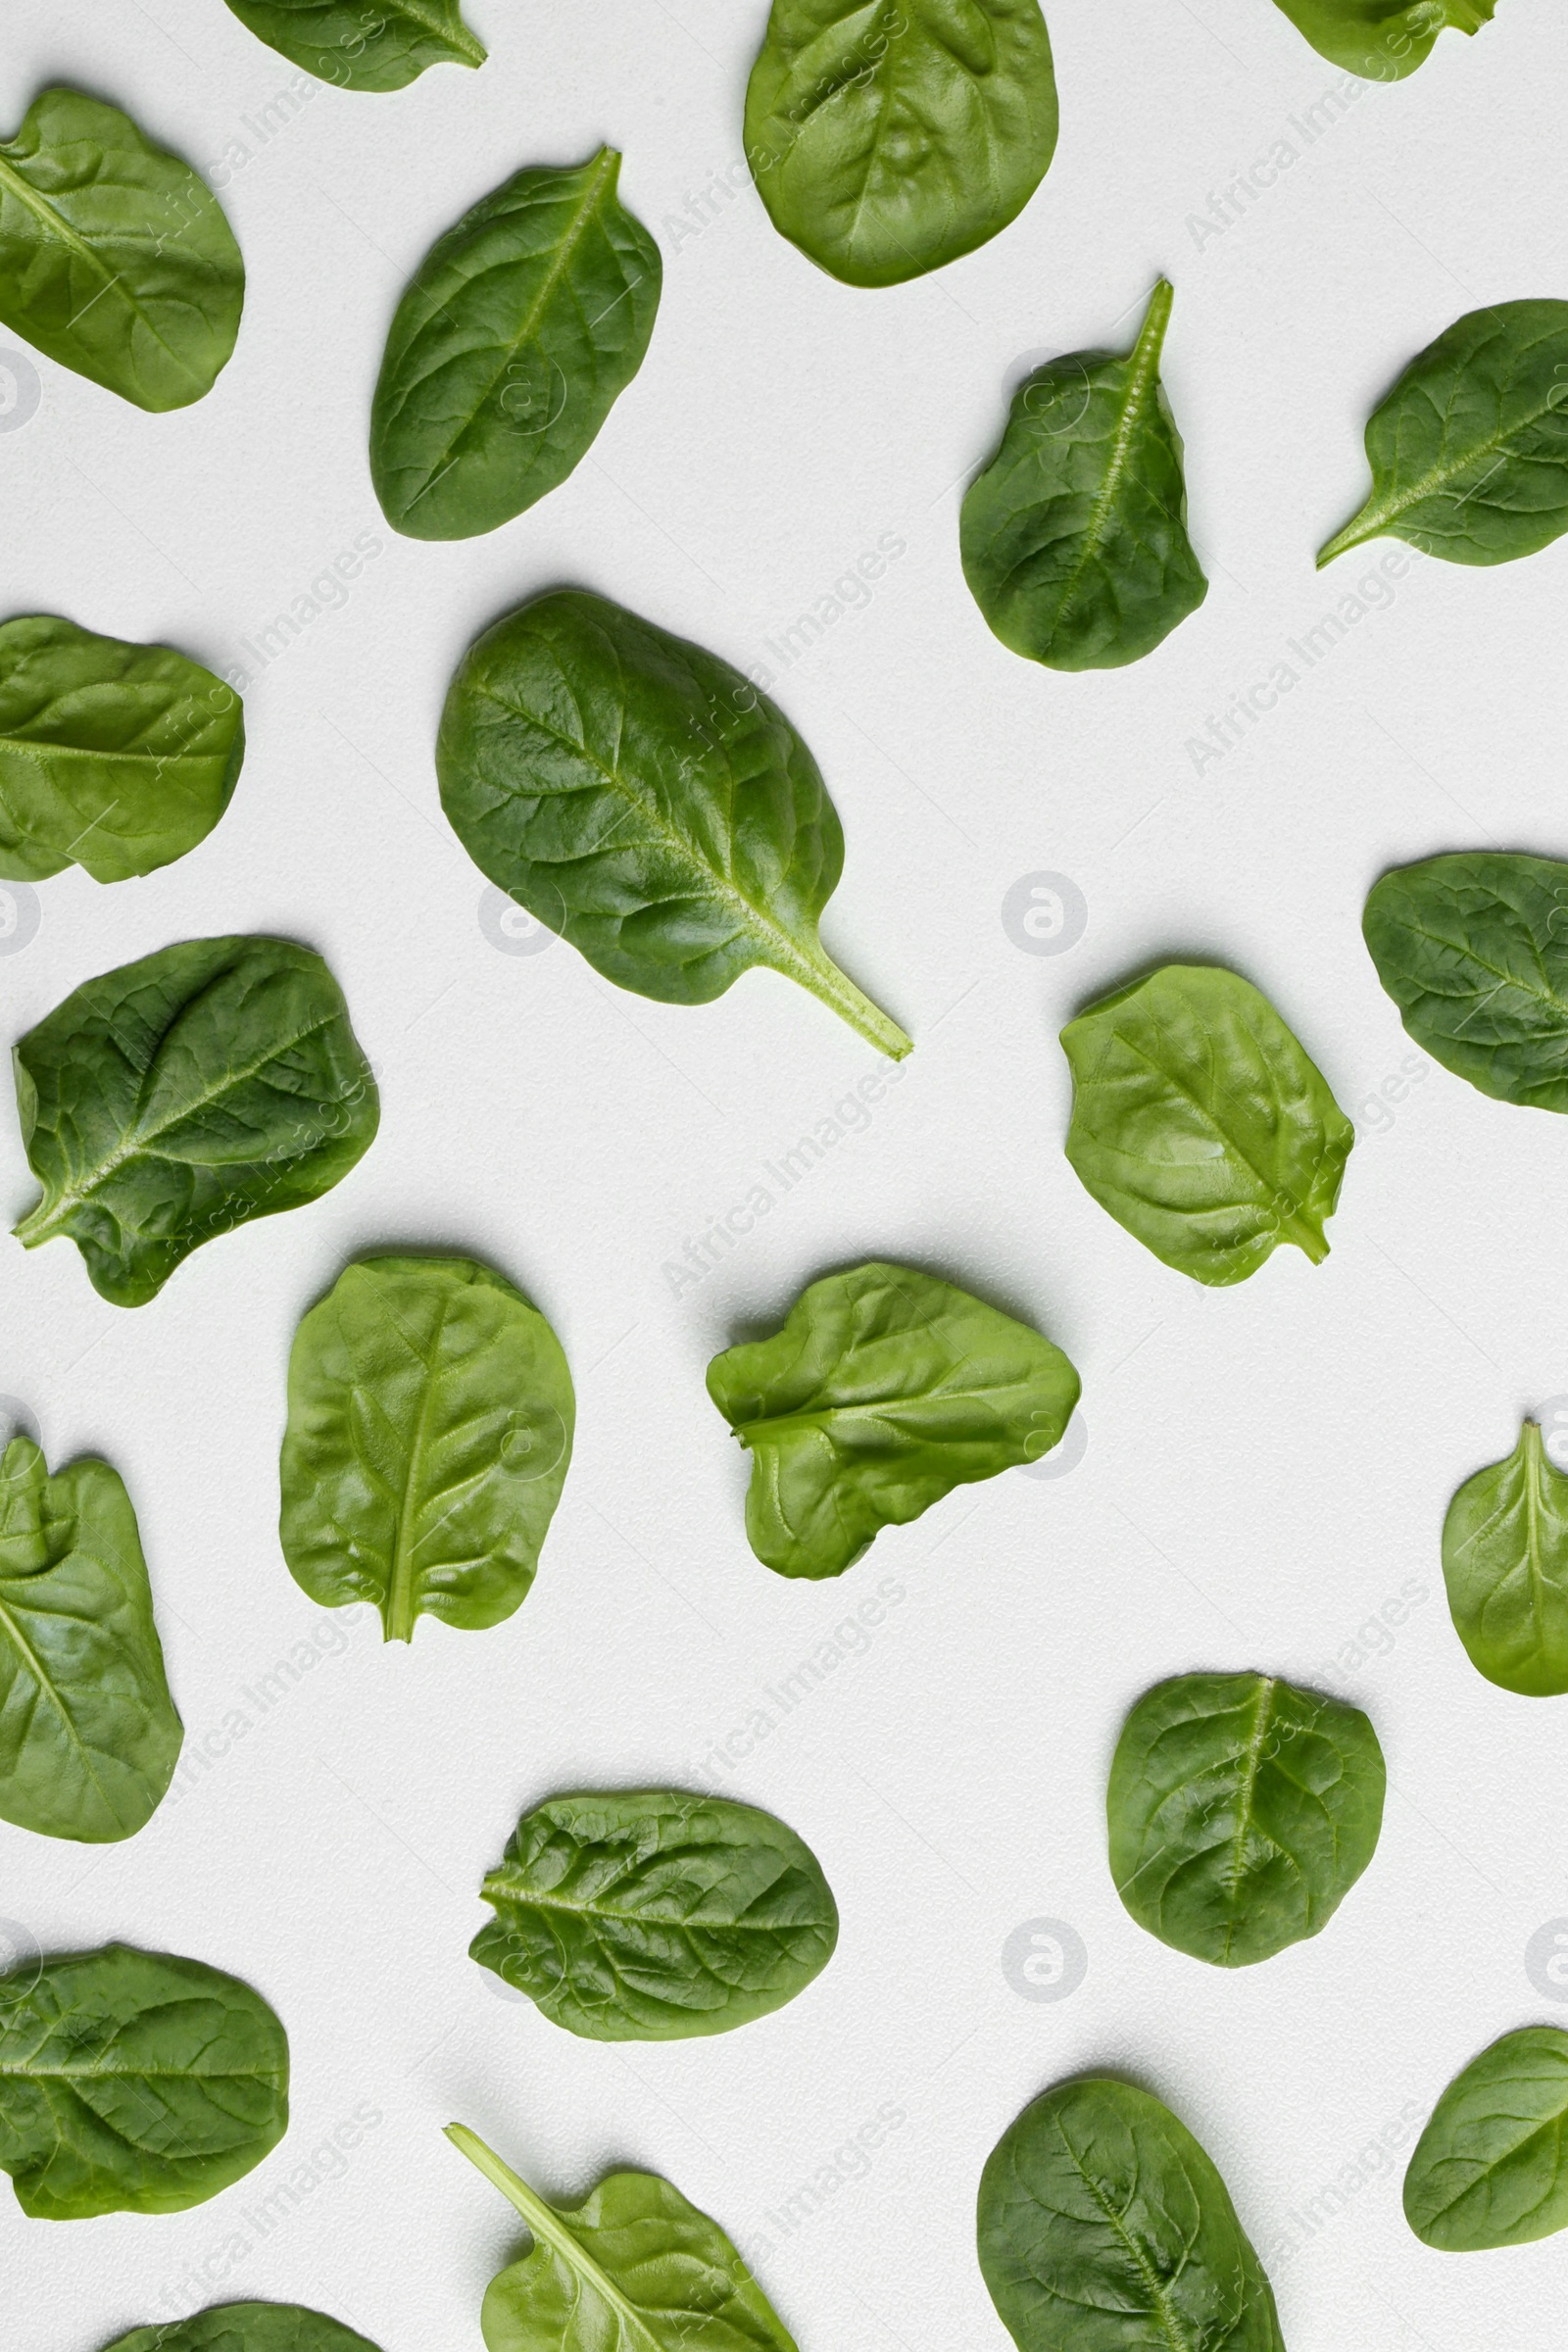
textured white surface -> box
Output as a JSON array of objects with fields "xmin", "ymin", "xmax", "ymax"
[{"xmin": 2, "ymin": 1, "xmax": 1564, "ymax": 2345}]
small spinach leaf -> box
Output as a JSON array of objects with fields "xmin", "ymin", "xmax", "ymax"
[
  {"xmin": 224, "ymin": 0, "xmax": 485, "ymax": 90},
  {"xmin": 1320, "ymin": 300, "xmax": 1568, "ymax": 567},
  {"xmin": 12, "ymin": 934, "xmax": 378, "ymax": 1307},
  {"xmin": 279, "ymin": 1254, "xmax": 573, "ymax": 1643},
  {"xmin": 0, "ymin": 1433, "xmax": 182, "ymax": 1843},
  {"xmin": 0, "ymin": 614, "xmax": 243, "ymax": 882},
  {"xmin": 1270, "ymin": 0, "xmax": 1494, "ymax": 82},
  {"xmin": 745, "ymin": 0, "xmax": 1058, "ymax": 287},
  {"xmin": 437, "ymin": 589, "xmax": 910, "ymax": 1056},
  {"xmin": 1442, "ymin": 1420, "xmax": 1568, "ymax": 1694},
  {"xmin": 449, "ymin": 2125, "xmax": 799, "ymax": 2352},
  {"xmin": 371, "ymin": 149, "xmax": 661, "ymax": 541},
  {"xmin": 1061, "ymin": 962, "xmax": 1353, "ymax": 1285},
  {"xmin": 960, "ymin": 280, "xmax": 1207, "ymax": 670},
  {"xmin": 0, "ymin": 1941, "xmax": 288, "ymax": 2218},
  {"xmin": 104, "ymin": 2304, "xmax": 382, "ymax": 2352},
  {"xmin": 1405, "ymin": 2026, "xmax": 1568, "ymax": 2250},
  {"xmin": 1107, "ymin": 1671, "xmax": 1385, "ymax": 1968},
  {"xmin": 977, "ymin": 2076, "xmax": 1286, "ymax": 2352},
  {"xmin": 0, "ymin": 88, "xmax": 243, "ymax": 412},
  {"xmin": 471, "ymin": 1788, "xmax": 838, "ymax": 2038},
  {"xmin": 707, "ymin": 1261, "xmax": 1079, "ymax": 1579}
]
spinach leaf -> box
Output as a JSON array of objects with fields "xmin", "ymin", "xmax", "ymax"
[
  {"xmin": 105, "ymin": 2305, "xmax": 381, "ymax": 2352},
  {"xmin": 1442, "ymin": 1421, "xmax": 1568, "ymax": 1694},
  {"xmin": 224, "ymin": 0, "xmax": 485, "ymax": 90},
  {"xmin": 1362, "ymin": 853, "xmax": 1568, "ymax": 1111},
  {"xmin": 707, "ymin": 1261, "xmax": 1079, "ymax": 1579},
  {"xmin": 370, "ymin": 150, "xmax": 661, "ymax": 541},
  {"xmin": 0, "ymin": 1433, "xmax": 182, "ymax": 1843},
  {"xmin": 1404, "ymin": 2026, "xmax": 1568, "ymax": 2250},
  {"xmin": 12, "ymin": 935, "xmax": 378, "ymax": 1308},
  {"xmin": 1107, "ymin": 1671, "xmax": 1385, "ymax": 1968},
  {"xmin": 745, "ymin": 0, "xmax": 1058, "ymax": 287},
  {"xmin": 0, "ymin": 89, "xmax": 243, "ymax": 412},
  {"xmin": 0, "ymin": 1941, "xmax": 288, "ymax": 2218},
  {"xmin": 1061, "ymin": 963, "xmax": 1353, "ymax": 1286},
  {"xmin": 437, "ymin": 590, "xmax": 910, "ymax": 1056},
  {"xmin": 960, "ymin": 280, "xmax": 1207, "ymax": 671},
  {"xmin": 0, "ymin": 614, "xmax": 243, "ymax": 883},
  {"xmin": 1270, "ymin": 0, "xmax": 1494, "ymax": 82},
  {"xmin": 471, "ymin": 1788, "xmax": 838, "ymax": 2037},
  {"xmin": 1320, "ymin": 300, "xmax": 1568, "ymax": 568},
  {"xmin": 448, "ymin": 2124, "xmax": 799, "ymax": 2352},
  {"xmin": 279, "ymin": 1254, "xmax": 573, "ymax": 1644},
  {"xmin": 977, "ymin": 2076, "xmax": 1285, "ymax": 2352}
]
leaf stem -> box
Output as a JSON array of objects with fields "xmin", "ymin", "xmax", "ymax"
[
  {"xmin": 1315, "ymin": 509, "xmax": 1380, "ymax": 569},
  {"xmin": 786, "ymin": 940, "xmax": 911, "ymax": 1060},
  {"xmin": 13, "ymin": 1200, "xmax": 61, "ymax": 1250},
  {"xmin": 446, "ymin": 2124, "xmax": 560, "ymax": 2240}
]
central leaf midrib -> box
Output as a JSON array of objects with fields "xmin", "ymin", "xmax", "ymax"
[
  {"xmin": 0, "ymin": 147, "xmax": 204, "ymax": 387},
  {"xmin": 488, "ymin": 1874, "xmax": 794, "ymax": 1934},
  {"xmin": 381, "ymin": 0, "xmax": 486, "ymax": 60},
  {"xmin": 1395, "ymin": 910, "xmax": 1568, "ymax": 1023},
  {"xmin": 0, "ymin": 731, "xmax": 220, "ymax": 772},
  {"xmin": 1054, "ymin": 2117, "xmax": 1199, "ymax": 2352},
  {"xmin": 0, "ymin": 1576, "xmax": 119, "ymax": 1817},
  {"xmin": 1053, "ymin": 288, "xmax": 1172, "ymax": 627},
  {"xmin": 1111, "ymin": 1024, "xmax": 1327, "ymax": 1248},
  {"xmin": 1221, "ymin": 1677, "xmax": 1277, "ymax": 1963},
  {"xmin": 1353, "ymin": 359, "xmax": 1568, "ymax": 538},
  {"xmin": 383, "ymin": 1298, "xmax": 454, "ymax": 1641}
]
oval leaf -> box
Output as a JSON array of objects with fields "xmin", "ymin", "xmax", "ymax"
[
  {"xmin": 0, "ymin": 1941, "xmax": 288, "ymax": 2219},
  {"xmin": 745, "ymin": 0, "xmax": 1058, "ymax": 287},
  {"xmin": 1107, "ymin": 1671, "xmax": 1386, "ymax": 1968},
  {"xmin": 471, "ymin": 1788, "xmax": 839, "ymax": 2038},
  {"xmin": 11, "ymin": 934, "xmax": 379, "ymax": 1308},
  {"xmin": 224, "ymin": 0, "xmax": 485, "ymax": 90},
  {"xmin": 279, "ymin": 1255, "xmax": 574, "ymax": 1644},
  {"xmin": 1442, "ymin": 1420, "xmax": 1568, "ymax": 1695},
  {"xmin": 371, "ymin": 149, "xmax": 661, "ymax": 540},
  {"xmin": 1061, "ymin": 962, "xmax": 1353, "ymax": 1286},
  {"xmin": 105, "ymin": 2305, "xmax": 382, "ymax": 2352},
  {"xmin": 1270, "ymin": 0, "xmax": 1494, "ymax": 83},
  {"xmin": 960, "ymin": 279, "xmax": 1207, "ymax": 671},
  {"xmin": 1405, "ymin": 2026, "xmax": 1568, "ymax": 2251}
]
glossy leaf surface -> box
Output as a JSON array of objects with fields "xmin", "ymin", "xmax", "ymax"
[
  {"xmin": 1442, "ymin": 1420, "xmax": 1568, "ymax": 1694},
  {"xmin": 1405, "ymin": 2027, "xmax": 1568, "ymax": 2250},
  {"xmin": 224, "ymin": 0, "xmax": 485, "ymax": 90},
  {"xmin": 1271, "ymin": 0, "xmax": 1494, "ymax": 82},
  {"xmin": 105, "ymin": 2304, "xmax": 381, "ymax": 2352}
]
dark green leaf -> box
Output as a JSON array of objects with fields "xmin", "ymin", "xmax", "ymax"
[
  {"xmin": 1107, "ymin": 1671, "xmax": 1385, "ymax": 1968},
  {"xmin": 471, "ymin": 1788, "xmax": 838, "ymax": 2038},
  {"xmin": 104, "ymin": 2303, "xmax": 382, "ymax": 2352},
  {"xmin": 1061, "ymin": 962, "xmax": 1353, "ymax": 1286},
  {"xmin": 1442, "ymin": 1420, "xmax": 1568, "ymax": 1694},
  {"xmin": 0, "ymin": 1941, "xmax": 288, "ymax": 2219},
  {"xmin": 745, "ymin": 0, "xmax": 1058, "ymax": 287},
  {"xmin": 224, "ymin": 0, "xmax": 485, "ymax": 90},
  {"xmin": 1405, "ymin": 2027, "xmax": 1568, "ymax": 2250},
  {"xmin": 960, "ymin": 280, "xmax": 1207, "ymax": 670},
  {"xmin": 707, "ymin": 1261, "xmax": 1079, "ymax": 1579},
  {"xmin": 11, "ymin": 934, "xmax": 378, "ymax": 1308},
  {"xmin": 371, "ymin": 150, "xmax": 661, "ymax": 541},
  {"xmin": 0, "ymin": 88, "xmax": 243, "ymax": 412},
  {"xmin": 437, "ymin": 589, "xmax": 909, "ymax": 1056},
  {"xmin": 1270, "ymin": 0, "xmax": 1494, "ymax": 82},
  {"xmin": 977, "ymin": 2076, "xmax": 1285, "ymax": 2352},
  {"xmin": 279, "ymin": 1255, "xmax": 573, "ymax": 1644}
]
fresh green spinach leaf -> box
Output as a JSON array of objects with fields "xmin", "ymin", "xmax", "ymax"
[
  {"xmin": 978, "ymin": 2076, "xmax": 1285, "ymax": 2352},
  {"xmin": 1404, "ymin": 2026, "xmax": 1568, "ymax": 2250},
  {"xmin": 707, "ymin": 1261, "xmax": 1078, "ymax": 1579},
  {"xmin": 12, "ymin": 934, "xmax": 378, "ymax": 1307},
  {"xmin": 279, "ymin": 1254, "xmax": 573, "ymax": 1644},
  {"xmin": 448, "ymin": 2124, "xmax": 799, "ymax": 2352},
  {"xmin": 1107, "ymin": 1671, "xmax": 1385, "ymax": 1968},
  {"xmin": 371, "ymin": 150, "xmax": 661, "ymax": 541},
  {"xmin": 0, "ymin": 1941, "xmax": 288, "ymax": 2219},
  {"xmin": 1061, "ymin": 962, "xmax": 1353, "ymax": 1285},
  {"xmin": 471, "ymin": 1788, "xmax": 838, "ymax": 2037},
  {"xmin": 0, "ymin": 88, "xmax": 243, "ymax": 411},
  {"xmin": 224, "ymin": 0, "xmax": 485, "ymax": 90},
  {"xmin": 1320, "ymin": 300, "xmax": 1568, "ymax": 567},
  {"xmin": 1270, "ymin": 0, "xmax": 1494, "ymax": 82},
  {"xmin": 0, "ymin": 614, "xmax": 243, "ymax": 882},
  {"xmin": 437, "ymin": 589, "xmax": 910, "ymax": 1056},
  {"xmin": 745, "ymin": 0, "xmax": 1058, "ymax": 287},
  {"xmin": 960, "ymin": 280, "xmax": 1207, "ymax": 670},
  {"xmin": 104, "ymin": 2304, "xmax": 382, "ymax": 2352},
  {"xmin": 1442, "ymin": 1420, "xmax": 1568, "ymax": 1694}
]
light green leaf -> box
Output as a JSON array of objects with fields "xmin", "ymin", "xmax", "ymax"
[
  {"xmin": 1405, "ymin": 2026, "xmax": 1568, "ymax": 2250},
  {"xmin": 223, "ymin": 0, "xmax": 485, "ymax": 91},
  {"xmin": 1270, "ymin": 0, "xmax": 1494, "ymax": 83},
  {"xmin": 1442, "ymin": 1420, "xmax": 1568, "ymax": 1694},
  {"xmin": 104, "ymin": 2303, "xmax": 382, "ymax": 2352}
]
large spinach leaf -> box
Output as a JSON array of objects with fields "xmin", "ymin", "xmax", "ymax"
[
  {"xmin": 0, "ymin": 1433, "xmax": 182, "ymax": 1843},
  {"xmin": 977, "ymin": 2076, "xmax": 1285, "ymax": 2352},
  {"xmin": 279, "ymin": 1255, "xmax": 573, "ymax": 1644},
  {"xmin": 707, "ymin": 1261, "xmax": 1078, "ymax": 1578},
  {"xmin": 1404, "ymin": 2027, "xmax": 1568, "ymax": 2250},
  {"xmin": 449, "ymin": 2125, "xmax": 799, "ymax": 2352},
  {"xmin": 224, "ymin": 0, "xmax": 485, "ymax": 90},
  {"xmin": 1362, "ymin": 853, "xmax": 1568, "ymax": 1111},
  {"xmin": 1107, "ymin": 1672, "xmax": 1385, "ymax": 1968},
  {"xmin": 371, "ymin": 150, "xmax": 661, "ymax": 541},
  {"xmin": 1320, "ymin": 301, "xmax": 1568, "ymax": 567},
  {"xmin": 0, "ymin": 89, "xmax": 243, "ymax": 412},
  {"xmin": 960, "ymin": 280, "xmax": 1207, "ymax": 670},
  {"xmin": 437, "ymin": 589, "xmax": 910, "ymax": 1056},
  {"xmin": 471, "ymin": 1788, "xmax": 838, "ymax": 2038},
  {"xmin": 1061, "ymin": 963, "xmax": 1353, "ymax": 1286},
  {"xmin": 744, "ymin": 0, "xmax": 1058, "ymax": 287},
  {"xmin": 12, "ymin": 935, "xmax": 378, "ymax": 1307},
  {"xmin": 1442, "ymin": 1421, "xmax": 1568, "ymax": 1694},
  {"xmin": 0, "ymin": 614, "xmax": 243, "ymax": 883},
  {"xmin": 1270, "ymin": 0, "xmax": 1494, "ymax": 81},
  {"xmin": 0, "ymin": 1941, "xmax": 288, "ymax": 2218},
  {"xmin": 105, "ymin": 2305, "xmax": 381, "ymax": 2352}
]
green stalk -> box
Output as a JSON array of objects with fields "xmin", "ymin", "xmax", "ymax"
[{"xmin": 787, "ymin": 938, "xmax": 912, "ymax": 1060}]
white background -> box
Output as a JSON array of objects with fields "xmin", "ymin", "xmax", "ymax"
[{"xmin": 3, "ymin": 0, "xmax": 1566, "ymax": 2345}]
